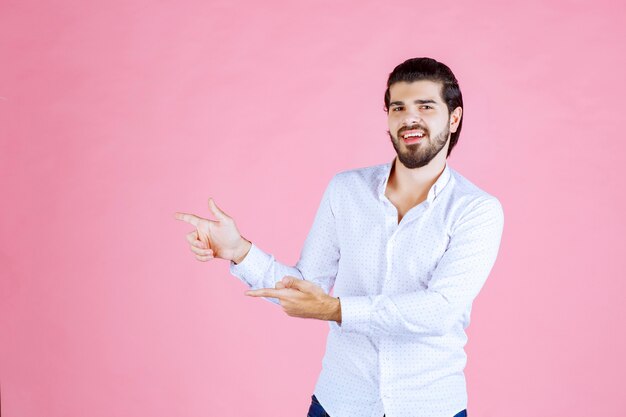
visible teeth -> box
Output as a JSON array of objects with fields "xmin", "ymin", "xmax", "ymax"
[{"xmin": 404, "ymin": 132, "xmax": 425, "ymax": 138}]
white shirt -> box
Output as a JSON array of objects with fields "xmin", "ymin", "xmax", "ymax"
[{"xmin": 230, "ymin": 158, "xmax": 504, "ymax": 417}]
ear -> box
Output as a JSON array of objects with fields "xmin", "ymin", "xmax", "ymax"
[{"xmin": 450, "ymin": 107, "xmax": 463, "ymax": 133}]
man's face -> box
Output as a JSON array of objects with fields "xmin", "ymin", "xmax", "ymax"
[{"xmin": 387, "ymin": 80, "xmax": 453, "ymax": 169}]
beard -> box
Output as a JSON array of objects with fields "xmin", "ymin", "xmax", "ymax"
[{"xmin": 388, "ymin": 120, "xmax": 450, "ymax": 169}]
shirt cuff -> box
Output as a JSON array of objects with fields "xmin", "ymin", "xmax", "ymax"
[
  {"xmin": 229, "ymin": 242, "xmax": 273, "ymax": 287},
  {"xmin": 337, "ymin": 295, "xmax": 374, "ymax": 336}
]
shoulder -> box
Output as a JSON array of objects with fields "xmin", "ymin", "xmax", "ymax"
[
  {"xmin": 448, "ymin": 167, "xmax": 504, "ymax": 222},
  {"xmin": 330, "ymin": 161, "xmax": 390, "ymax": 189}
]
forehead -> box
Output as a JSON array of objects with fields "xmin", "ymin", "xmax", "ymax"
[{"xmin": 388, "ymin": 80, "xmax": 443, "ymax": 102}]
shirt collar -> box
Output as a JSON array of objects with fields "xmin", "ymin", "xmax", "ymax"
[{"xmin": 377, "ymin": 157, "xmax": 452, "ymax": 203}]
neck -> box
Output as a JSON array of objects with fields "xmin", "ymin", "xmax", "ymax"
[{"xmin": 389, "ymin": 151, "xmax": 447, "ymax": 195}]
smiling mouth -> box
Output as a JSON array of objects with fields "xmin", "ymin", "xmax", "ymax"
[
  {"xmin": 401, "ymin": 130, "xmax": 426, "ymax": 139},
  {"xmin": 400, "ymin": 128, "xmax": 427, "ymax": 144}
]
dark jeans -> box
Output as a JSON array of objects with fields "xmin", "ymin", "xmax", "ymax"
[{"xmin": 307, "ymin": 394, "xmax": 468, "ymax": 417}]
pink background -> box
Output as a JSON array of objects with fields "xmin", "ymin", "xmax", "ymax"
[{"xmin": 1, "ymin": 0, "xmax": 625, "ymax": 416}]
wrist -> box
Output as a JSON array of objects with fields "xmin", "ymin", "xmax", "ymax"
[
  {"xmin": 232, "ymin": 237, "xmax": 252, "ymax": 264},
  {"xmin": 328, "ymin": 297, "xmax": 342, "ymax": 324}
]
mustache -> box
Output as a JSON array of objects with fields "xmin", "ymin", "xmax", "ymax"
[{"xmin": 397, "ymin": 125, "xmax": 429, "ymax": 136}]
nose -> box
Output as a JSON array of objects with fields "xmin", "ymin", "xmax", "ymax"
[{"xmin": 401, "ymin": 110, "xmax": 422, "ymax": 128}]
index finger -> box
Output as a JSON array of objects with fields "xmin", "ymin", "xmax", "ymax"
[
  {"xmin": 245, "ymin": 288, "xmax": 285, "ymax": 299},
  {"xmin": 174, "ymin": 212, "xmax": 201, "ymax": 227}
]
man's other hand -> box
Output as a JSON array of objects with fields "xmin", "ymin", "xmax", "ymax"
[{"xmin": 245, "ymin": 276, "xmax": 342, "ymax": 323}]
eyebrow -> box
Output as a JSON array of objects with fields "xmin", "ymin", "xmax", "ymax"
[{"xmin": 389, "ymin": 99, "xmax": 438, "ymax": 106}]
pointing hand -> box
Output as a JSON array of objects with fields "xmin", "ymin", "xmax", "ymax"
[{"xmin": 174, "ymin": 198, "xmax": 251, "ymax": 263}]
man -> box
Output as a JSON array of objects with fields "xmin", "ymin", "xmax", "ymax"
[{"xmin": 175, "ymin": 57, "xmax": 504, "ymax": 417}]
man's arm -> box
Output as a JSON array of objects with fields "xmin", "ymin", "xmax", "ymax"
[
  {"xmin": 228, "ymin": 175, "xmax": 341, "ymax": 305},
  {"xmin": 337, "ymin": 197, "xmax": 504, "ymax": 338}
]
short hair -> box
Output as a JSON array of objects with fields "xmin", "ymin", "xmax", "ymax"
[{"xmin": 384, "ymin": 57, "xmax": 464, "ymax": 157}]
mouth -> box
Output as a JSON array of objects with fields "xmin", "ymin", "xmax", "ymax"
[{"xmin": 400, "ymin": 129, "xmax": 427, "ymax": 145}]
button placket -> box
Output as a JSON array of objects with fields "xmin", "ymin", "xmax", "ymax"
[{"xmin": 383, "ymin": 217, "xmax": 398, "ymax": 291}]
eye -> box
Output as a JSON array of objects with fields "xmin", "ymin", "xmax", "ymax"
[
  {"xmin": 420, "ymin": 105, "xmax": 433, "ymax": 110},
  {"xmin": 392, "ymin": 106, "xmax": 404, "ymax": 112}
]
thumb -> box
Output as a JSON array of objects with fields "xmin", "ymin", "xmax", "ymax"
[
  {"xmin": 282, "ymin": 276, "xmax": 312, "ymax": 292},
  {"xmin": 208, "ymin": 198, "xmax": 228, "ymax": 221}
]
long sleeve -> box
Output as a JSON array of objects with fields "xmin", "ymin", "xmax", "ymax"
[
  {"xmin": 229, "ymin": 175, "xmax": 341, "ymax": 305},
  {"xmin": 338, "ymin": 197, "xmax": 504, "ymax": 338}
]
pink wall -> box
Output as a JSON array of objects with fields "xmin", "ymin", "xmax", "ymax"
[{"xmin": 1, "ymin": 0, "xmax": 625, "ymax": 416}]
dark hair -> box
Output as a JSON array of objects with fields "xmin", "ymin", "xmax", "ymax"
[{"xmin": 384, "ymin": 57, "xmax": 463, "ymax": 157}]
